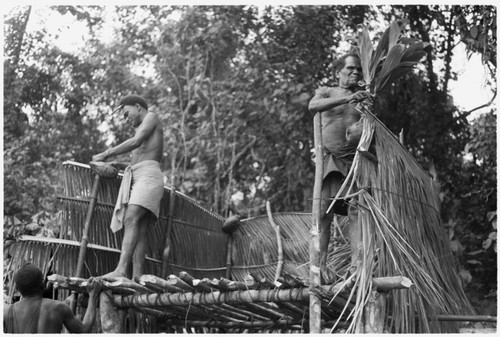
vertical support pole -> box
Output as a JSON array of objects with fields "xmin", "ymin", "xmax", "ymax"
[
  {"xmin": 266, "ymin": 201, "xmax": 283, "ymax": 282},
  {"xmin": 222, "ymin": 215, "xmax": 241, "ymax": 281},
  {"xmin": 71, "ymin": 173, "xmax": 101, "ymax": 312},
  {"xmin": 100, "ymin": 291, "xmax": 124, "ymax": 333},
  {"xmin": 310, "ymin": 112, "xmax": 324, "ymax": 333},
  {"xmin": 225, "ymin": 235, "xmax": 233, "ymax": 280},
  {"xmin": 363, "ymin": 290, "xmax": 387, "ymax": 333},
  {"xmin": 161, "ymin": 157, "xmax": 177, "ymax": 279}
]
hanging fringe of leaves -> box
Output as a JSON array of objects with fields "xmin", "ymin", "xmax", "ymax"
[{"xmin": 329, "ymin": 111, "xmax": 474, "ymax": 333}]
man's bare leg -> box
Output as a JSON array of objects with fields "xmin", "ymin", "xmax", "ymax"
[
  {"xmin": 103, "ymin": 205, "xmax": 149, "ymax": 279},
  {"xmin": 319, "ymin": 173, "xmax": 342, "ymax": 284},
  {"xmin": 132, "ymin": 221, "xmax": 149, "ymax": 279}
]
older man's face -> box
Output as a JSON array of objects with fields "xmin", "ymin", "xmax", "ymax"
[{"xmin": 337, "ymin": 56, "xmax": 363, "ymax": 89}]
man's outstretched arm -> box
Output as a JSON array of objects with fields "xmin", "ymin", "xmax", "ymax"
[
  {"xmin": 93, "ymin": 112, "xmax": 159, "ymax": 161},
  {"xmin": 309, "ymin": 89, "xmax": 371, "ymax": 114},
  {"xmin": 64, "ymin": 278, "xmax": 102, "ymax": 333}
]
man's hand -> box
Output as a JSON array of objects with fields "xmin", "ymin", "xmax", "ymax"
[
  {"xmin": 349, "ymin": 90, "xmax": 372, "ymax": 103},
  {"xmin": 92, "ymin": 152, "xmax": 107, "ymax": 162},
  {"xmin": 87, "ymin": 277, "xmax": 103, "ymax": 299}
]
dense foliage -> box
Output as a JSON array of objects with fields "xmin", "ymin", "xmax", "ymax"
[{"xmin": 3, "ymin": 5, "xmax": 496, "ymax": 313}]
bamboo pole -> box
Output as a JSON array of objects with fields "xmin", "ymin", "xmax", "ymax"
[
  {"xmin": 222, "ymin": 215, "xmax": 241, "ymax": 280},
  {"xmin": 225, "ymin": 235, "xmax": 233, "ymax": 279},
  {"xmin": 49, "ymin": 273, "xmax": 411, "ymax": 294},
  {"xmin": 310, "ymin": 112, "xmax": 323, "ymax": 333},
  {"xmin": 266, "ymin": 201, "xmax": 283, "ymax": 282},
  {"xmin": 113, "ymin": 287, "xmax": 312, "ymax": 308},
  {"xmin": 435, "ymin": 315, "xmax": 497, "ymax": 323},
  {"xmin": 71, "ymin": 173, "xmax": 100, "ymax": 312},
  {"xmin": 220, "ymin": 303, "xmax": 270, "ymax": 321},
  {"xmin": 158, "ymin": 318, "xmax": 318, "ymax": 329},
  {"xmin": 243, "ymin": 302, "xmax": 289, "ymax": 320},
  {"xmin": 161, "ymin": 156, "xmax": 177, "ymax": 279}
]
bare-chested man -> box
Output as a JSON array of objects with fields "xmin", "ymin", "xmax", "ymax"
[
  {"xmin": 3, "ymin": 263, "xmax": 101, "ymax": 333},
  {"xmin": 308, "ymin": 53, "xmax": 371, "ymax": 283},
  {"xmin": 92, "ymin": 94, "xmax": 164, "ymax": 280}
]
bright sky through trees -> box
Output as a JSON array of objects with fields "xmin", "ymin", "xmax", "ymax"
[{"xmin": 21, "ymin": 6, "xmax": 496, "ymax": 119}]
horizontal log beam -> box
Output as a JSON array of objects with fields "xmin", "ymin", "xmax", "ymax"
[
  {"xmin": 163, "ymin": 319, "xmax": 308, "ymax": 330},
  {"xmin": 49, "ymin": 274, "xmax": 413, "ymax": 297},
  {"xmin": 372, "ymin": 276, "xmax": 413, "ymax": 291},
  {"xmin": 435, "ymin": 315, "xmax": 497, "ymax": 323},
  {"xmin": 156, "ymin": 318, "xmax": 348, "ymax": 330},
  {"xmin": 113, "ymin": 287, "xmax": 311, "ymax": 308}
]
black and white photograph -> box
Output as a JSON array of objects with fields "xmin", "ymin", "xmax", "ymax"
[{"xmin": 2, "ymin": 4, "xmax": 496, "ymax": 333}]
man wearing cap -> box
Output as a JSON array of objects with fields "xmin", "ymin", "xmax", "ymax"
[
  {"xmin": 92, "ymin": 94, "xmax": 164, "ymax": 280},
  {"xmin": 3, "ymin": 263, "xmax": 101, "ymax": 333}
]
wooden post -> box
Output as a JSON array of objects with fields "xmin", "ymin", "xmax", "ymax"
[
  {"xmin": 222, "ymin": 215, "xmax": 241, "ymax": 280},
  {"xmin": 71, "ymin": 174, "xmax": 100, "ymax": 312},
  {"xmin": 266, "ymin": 201, "xmax": 283, "ymax": 282},
  {"xmin": 100, "ymin": 290, "xmax": 124, "ymax": 333},
  {"xmin": 225, "ymin": 236, "xmax": 233, "ymax": 279},
  {"xmin": 161, "ymin": 156, "xmax": 177, "ymax": 279},
  {"xmin": 363, "ymin": 290, "xmax": 387, "ymax": 333},
  {"xmin": 310, "ymin": 112, "xmax": 323, "ymax": 333}
]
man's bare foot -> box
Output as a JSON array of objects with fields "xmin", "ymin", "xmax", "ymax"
[{"xmin": 101, "ymin": 270, "xmax": 129, "ymax": 282}]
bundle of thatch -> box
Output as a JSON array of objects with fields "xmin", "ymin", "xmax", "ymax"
[{"xmin": 328, "ymin": 110, "xmax": 474, "ymax": 333}]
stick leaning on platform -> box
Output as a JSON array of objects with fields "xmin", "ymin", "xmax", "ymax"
[{"xmin": 70, "ymin": 161, "xmax": 120, "ymax": 311}]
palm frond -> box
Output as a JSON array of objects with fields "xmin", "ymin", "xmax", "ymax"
[{"xmin": 356, "ymin": 20, "xmax": 429, "ymax": 95}]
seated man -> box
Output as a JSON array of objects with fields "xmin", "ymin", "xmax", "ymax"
[{"xmin": 3, "ymin": 263, "xmax": 101, "ymax": 333}]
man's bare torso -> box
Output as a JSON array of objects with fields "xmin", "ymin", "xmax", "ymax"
[
  {"xmin": 320, "ymin": 87, "xmax": 361, "ymax": 152},
  {"xmin": 130, "ymin": 112, "xmax": 164, "ymax": 166},
  {"xmin": 5, "ymin": 298, "xmax": 65, "ymax": 333}
]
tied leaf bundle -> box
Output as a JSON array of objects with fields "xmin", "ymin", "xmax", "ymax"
[
  {"xmin": 354, "ymin": 19, "xmax": 431, "ymax": 96},
  {"xmin": 89, "ymin": 161, "xmax": 119, "ymax": 179}
]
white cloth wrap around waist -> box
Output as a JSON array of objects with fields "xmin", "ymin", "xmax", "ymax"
[{"xmin": 110, "ymin": 160, "xmax": 164, "ymax": 233}]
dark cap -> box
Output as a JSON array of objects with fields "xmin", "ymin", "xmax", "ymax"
[
  {"xmin": 14, "ymin": 263, "xmax": 44, "ymax": 296},
  {"xmin": 113, "ymin": 94, "xmax": 148, "ymax": 114}
]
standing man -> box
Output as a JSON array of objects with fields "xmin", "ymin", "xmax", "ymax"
[
  {"xmin": 92, "ymin": 94, "xmax": 164, "ymax": 280},
  {"xmin": 3, "ymin": 263, "xmax": 101, "ymax": 333},
  {"xmin": 308, "ymin": 53, "xmax": 371, "ymax": 283}
]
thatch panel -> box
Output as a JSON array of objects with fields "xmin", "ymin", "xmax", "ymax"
[
  {"xmin": 62, "ymin": 161, "xmax": 122, "ymax": 204},
  {"xmin": 232, "ymin": 216, "xmax": 278, "ymax": 267},
  {"xmin": 58, "ymin": 199, "xmax": 122, "ymax": 249},
  {"xmin": 230, "ymin": 213, "xmax": 352, "ymax": 282},
  {"xmin": 5, "ymin": 237, "xmax": 162, "ymax": 302},
  {"xmin": 171, "ymin": 192, "xmax": 225, "ymax": 232},
  {"xmin": 59, "ymin": 161, "xmax": 228, "ymax": 274},
  {"xmin": 168, "ymin": 219, "xmax": 227, "ymax": 269}
]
